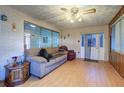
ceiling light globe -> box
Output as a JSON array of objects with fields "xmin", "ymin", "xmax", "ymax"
[
  {"xmin": 78, "ymin": 18, "xmax": 82, "ymax": 22},
  {"xmin": 76, "ymin": 13, "xmax": 80, "ymax": 18},
  {"xmin": 70, "ymin": 20, "xmax": 74, "ymax": 23}
]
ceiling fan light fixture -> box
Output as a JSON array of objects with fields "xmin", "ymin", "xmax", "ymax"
[
  {"xmin": 61, "ymin": 8, "xmax": 67, "ymax": 12},
  {"xmin": 78, "ymin": 18, "xmax": 82, "ymax": 22},
  {"xmin": 70, "ymin": 19, "xmax": 74, "ymax": 23},
  {"xmin": 67, "ymin": 16, "xmax": 71, "ymax": 20},
  {"xmin": 61, "ymin": 7, "xmax": 96, "ymax": 23},
  {"xmin": 76, "ymin": 13, "xmax": 80, "ymax": 18}
]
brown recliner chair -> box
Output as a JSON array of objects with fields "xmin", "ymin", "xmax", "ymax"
[
  {"xmin": 59, "ymin": 45, "xmax": 76, "ymax": 61},
  {"xmin": 59, "ymin": 45, "xmax": 68, "ymax": 51}
]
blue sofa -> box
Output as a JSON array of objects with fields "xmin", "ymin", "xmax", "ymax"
[{"xmin": 26, "ymin": 48, "xmax": 67, "ymax": 78}]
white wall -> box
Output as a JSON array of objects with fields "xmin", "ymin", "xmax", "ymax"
[
  {"xmin": 0, "ymin": 6, "xmax": 60, "ymax": 80},
  {"xmin": 60, "ymin": 25, "xmax": 109, "ymax": 61}
]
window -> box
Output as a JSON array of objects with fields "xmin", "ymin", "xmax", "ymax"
[
  {"xmin": 91, "ymin": 34, "xmax": 96, "ymax": 47},
  {"xmin": 87, "ymin": 34, "xmax": 91, "ymax": 47},
  {"xmin": 82, "ymin": 34, "xmax": 85, "ymax": 47},
  {"xmin": 100, "ymin": 32, "xmax": 104, "ymax": 47},
  {"xmin": 41, "ymin": 29, "xmax": 52, "ymax": 48},
  {"xmin": 24, "ymin": 33, "xmax": 31, "ymax": 49},
  {"xmin": 52, "ymin": 32, "xmax": 59, "ymax": 47},
  {"xmin": 111, "ymin": 17, "xmax": 124, "ymax": 53},
  {"xmin": 24, "ymin": 25, "xmax": 41, "ymax": 48},
  {"xmin": 86, "ymin": 34, "xmax": 96, "ymax": 47},
  {"xmin": 24, "ymin": 22, "xmax": 59, "ymax": 49},
  {"xmin": 43, "ymin": 37, "xmax": 48, "ymax": 43},
  {"xmin": 120, "ymin": 17, "xmax": 124, "ymax": 52},
  {"xmin": 111, "ymin": 21, "xmax": 121, "ymax": 52},
  {"xmin": 111, "ymin": 25, "xmax": 115, "ymax": 50},
  {"xmin": 115, "ymin": 21, "xmax": 121, "ymax": 52}
]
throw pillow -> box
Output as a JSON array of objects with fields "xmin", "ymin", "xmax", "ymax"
[{"xmin": 38, "ymin": 48, "xmax": 53, "ymax": 62}]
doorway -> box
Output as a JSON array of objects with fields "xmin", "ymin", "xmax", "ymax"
[{"xmin": 81, "ymin": 33, "xmax": 104, "ymax": 61}]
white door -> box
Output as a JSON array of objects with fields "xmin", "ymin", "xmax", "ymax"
[
  {"xmin": 91, "ymin": 34, "xmax": 99, "ymax": 60},
  {"xmin": 90, "ymin": 33, "xmax": 104, "ymax": 60},
  {"xmin": 85, "ymin": 34, "xmax": 92, "ymax": 59},
  {"xmin": 81, "ymin": 33, "xmax": 104, "ymax": 61},
  {"xmin": 81, "ymin": 34, "xmax": 85, "ymax": 58},
  {"xmin": 99, "ymin": 33, "xmax": 104, "ymax": 60}
]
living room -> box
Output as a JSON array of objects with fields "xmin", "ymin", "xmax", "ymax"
[{"xmin": 0, "ymin": 3, "xmax": 124, "ymax": 89}]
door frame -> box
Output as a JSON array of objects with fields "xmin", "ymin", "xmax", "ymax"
[{"xmin": 81, "ymin": 32, "xmax": 105, "ymax": 61}]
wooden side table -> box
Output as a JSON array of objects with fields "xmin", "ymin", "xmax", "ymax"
[{"xmin": 4, "ymin": 61, "xmax": 30, "ymax": 87}]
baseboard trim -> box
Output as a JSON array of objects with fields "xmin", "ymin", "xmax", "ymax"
[
  {"xmin": 98, "ymin": 60, "xmax": 109, "ymax": 62},
  {"xmin": 77, "ymin": 58, "xmax": 108, "ymax": 62},
  {"xmin": 84, "ymin": 58, "xmax": 98, "ymax": 62}
]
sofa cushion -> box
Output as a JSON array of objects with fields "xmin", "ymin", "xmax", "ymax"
[
  {"xmin": 31, "ymin": 56, "xmax": 47, "ymax": 63},
  {"xmin": 58, "ymin": 51, "xmax": 68, "ymax": 55},
  {"xmin": 45, "ymin": 59, "xmax": 56, "ymax": 67},
  {"xmin": 26, "ymin": 48, "xmax": 41, "ymax": 57},
  {"xmin": 26, "ymin": 48, "xmax": 59, "ymax": 57},
  {"xmin": 46, "ymin": 48, "xmax": 58, "ymax": 54},
  {"xmin": 52, "ymin": 52, "xmax": 59, "ymax": 56},
  {"xmin": 55, "ymin": 55, "xmax": 67, "ymax": 62}
]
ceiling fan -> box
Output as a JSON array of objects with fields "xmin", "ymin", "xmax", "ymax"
[{"xmin": 60, "ymin": 7, "xmax": 96, "ymax": 23}]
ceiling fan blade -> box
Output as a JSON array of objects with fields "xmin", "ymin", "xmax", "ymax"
[
  {"xmin": 60, "ymin": 8, "xmax": 68, "ymax": 12},
  {"xmin": 82, "ymin": 8, "xmax": 96, "ymax": 14}
]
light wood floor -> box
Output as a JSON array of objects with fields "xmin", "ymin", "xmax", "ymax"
[{"xmin": 17, "ymin": 59, "xmax": 124, "ymax": 87}]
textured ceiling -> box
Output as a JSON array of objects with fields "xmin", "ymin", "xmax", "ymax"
[{"xmin": 9, "ymin": 5, "xmax": 122, "ymax": 30}]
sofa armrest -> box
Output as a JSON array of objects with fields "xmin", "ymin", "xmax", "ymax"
[
  {"xmin": 26, "ymin": 55, "xmax": 32, "ymax": 62},
  {"xmin": 26, "ymin": 55, "xmax": 47, "ymax": 78},
  {"xmin": 29, "ymin": 57, "xmax": 46, "ymax": 78}
]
